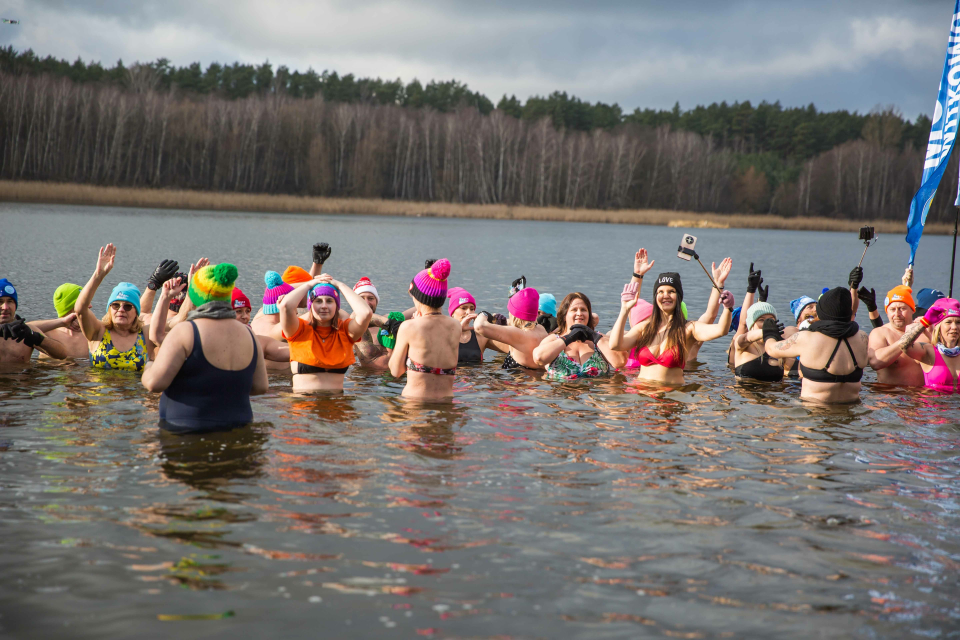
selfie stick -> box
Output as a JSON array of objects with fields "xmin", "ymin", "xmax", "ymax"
[
  {"xmin": 857, "ymin": 235, "xmax": 878, "ymax": 269},
  {"xmin": 678, "ymin": 245, "xmax": 722, "ymax": 293}
]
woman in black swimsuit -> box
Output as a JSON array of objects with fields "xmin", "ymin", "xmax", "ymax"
[
  {"xmin": 447, "ymin": 287, "xmax": 505, "ymax": 364},
  {"xmin": 763, "ymin": 287, "xmax": 867, "ymax": 404},
  {"xmin": 733, "ymin": 302, "xmax": 784, "ymax": 382}
]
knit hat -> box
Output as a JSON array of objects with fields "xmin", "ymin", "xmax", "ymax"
[
  {"xmin": 884, "ymin": 285, "xmax": 915, "ymax": 312},
  {"xmin": 630, "ymin": 299, "xmax": 654, "ymax": 327},
  {"xmin": 354, "ymin": 277, "xmax": 379, "ymax": 302},
  {"xmin": 410, "ymin": 258, "xmax": 451, "ymax": 308},
  {"xmin": 308, "ymin": 283, "xmax": 341, "ymax": 313},
  {"xmin": 653, "ymin": 272, "xmax": 683, "ymax": 304},
  {"xmin": 816, "ymin": 287, "xmax": 852, "ymax": 322},
  {"xmin": 232, "ymin": 286, "xmax": 251, "ymax": 310},
  {"xmin": 447, "ymin": 287, "xmax": 476, "ymax": 316},
  {"xmin": 53, "ymin": 283, "xmax": 82, "ymax": 318},
  {"xmin": 539, "ymin": 293, "xmax": 557, "ymax": 316},
  {"xmin": 107, "ymin": 282, "xmax": 142, "ymax": 315},
  {"xmin": 0, "ymin": 278, "xmax": 17, "ymax": 308},
  {"xmin": 282, "ymin": 265, "xmax": 312, "ymax": 286},
  {"xmin": 790, "ymin": 296, "xmax": 817, "ymax": 322},
  {"xmin": 508, "ymin": 287, "xmax": 540, "ymax": 322},
  {"xmin": 916, "ymin": 288, "xmax": 945, "ymax": 312},
  {"xmin": 746, "ymin": 301, "xmax": 777, "ymax": 329},
  {"xmin": 930, "ymin": 297, "xmax": 960, "ymax": 317},
  {"xmin": 189, "ymin": 263, "xmax": 238, "ymax": 307},
  {"xmin": 262, "ymin": 271, "xmax": 294, "ymax": 315}
]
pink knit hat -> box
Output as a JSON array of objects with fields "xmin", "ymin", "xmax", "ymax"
[
  {"xmin": 508, "ymin": 287, "xmax": 540, "ymax": 322},
  {"xmin": 447, "ymin": 287, "xmax": 476, "ymax": 316},
  {"xmin": 630, "ymin": 299, "xmax": 654, "ymax": 327},
  {"xmin": 410, "ymin": 259, "xmax": 451, "ymax": 308},
  {"xmin": 262, "ymin": 270, "xmax": 295, "ymax": 315},
  {"xmin": 931, "ymin": 297, "xmax": 960, "ymax": 317}
]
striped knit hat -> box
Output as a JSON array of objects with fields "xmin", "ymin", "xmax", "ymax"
[
  {"xmin": 188, "ymin": 263, "xmax": 238, "ymax": 307},
  {"xmin": 410, "ymin": 258, "xmax": 451, "ymax": 308},
  {"xmin": 262, "ymin": 270, "xmax": 294, "ymax": 315}
]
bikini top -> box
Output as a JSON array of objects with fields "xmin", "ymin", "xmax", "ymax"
[
  {"xmin": 631, "ymin": 345, "xmax": 683, "ymax": 369},
  {"xmin": 799, "ymin": 337, "xmax": 863, "ymax": 383}
]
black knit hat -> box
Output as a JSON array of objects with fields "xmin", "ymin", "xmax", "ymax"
[{"xmin": 654, "ymin": 272, "xmax": 683, "ymax": 304}]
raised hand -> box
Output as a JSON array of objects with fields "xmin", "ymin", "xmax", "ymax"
[
  {"xmin": 620, "ymin": 282, "xmax": 639, "ymax": 310},
  {"xmin": 147, "ymin": 259, "xmax": 179, "ymax": 290},
  {"xmin": 633, "ymin": 248, "xmax": 655, "ymax": 277},
  {"xmin": 459, "ymin": 313, "xmax": 477, "ymax": 330},
  {"xmin": 848, "ymin": 266, "xmax": 863, "ymax": 290},
  {"xmin": 921, "ymin": 306, "xmax": 949, "ymax": 328},
  {"xmin": 902, "ymin": 266, "xmax": 914, "ymax": 288},
  {"xmin": 424, "ymin": 258, "xmax": 438, "ymax": 270},
  {"xmin": 313, "ymin": 243, "xmax": 332, "ymax": 265},
  {"xmin": 712, "ymin": 257, "xmax": 733, "ymax": 287},
  {"xmin": 762, "ymin": 317, "xmax": 784, "ymax": 344},
  {"xmin": 857, "ymin": 287, "xmax": 877, "ymax": 313},
  {"xmin": 61, "ymin": 312, "xmax": 80, "ymax": 332},
  {"xmin": 95, "ymin": 244, "xmax": 117, "ymax": 279},
  {"xmin": 719, "ymin": 290, "xmax": 735, "ymax": 309},
  {"xmin": 188, "ymin": 257, "xmax": 210, "ymax": 283},
  {"xmin": 757, "ymin": 283, "xmax": 769, "ymax": 302},
  {"xmin": 746, "ymin": 262, "xmax": 762, "ymax": 293},
  {"xmin": 160, "ymin": 277, "xmax": 187, "ymax": 299}
]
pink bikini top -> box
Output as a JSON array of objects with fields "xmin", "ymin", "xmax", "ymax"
[
  {"xmin": 629, "ymin": 345, "xmax": 683, "ymax": 369},
  {"xmin": 924, "ymin": 349, "xmax": 958, "ymax": 394}
]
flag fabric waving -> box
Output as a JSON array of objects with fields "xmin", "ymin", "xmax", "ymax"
[{"xmin": 907, "ymin": 0, "xmax": 960, "ymax": 265}]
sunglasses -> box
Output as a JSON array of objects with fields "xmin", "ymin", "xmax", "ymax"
[{"xmin": 110, "ymin": 302, "xmax": 135, "ymax": 312}]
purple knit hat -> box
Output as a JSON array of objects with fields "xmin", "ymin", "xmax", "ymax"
[
  {"xmin": 262, "ymin": 270, "xmax": 294, "ymax": 315},
  {"xmin": 410, "ymin": 258, "xmax": 451, "ymax": 308},
  {"xmin": 447, "ymin": 287, "xmax": 476, "ymax": 316},
  {"xmin": 309, "ymin": 283, "xmax": 341, "ymax": 313},
  {"xmin": 508, "ymin": 287, "xmax": 540, "ymax": 322}
]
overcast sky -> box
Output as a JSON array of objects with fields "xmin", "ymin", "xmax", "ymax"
[{"xmin": 0, "ymin": 0, "xmax": 953, "ymax": 120}]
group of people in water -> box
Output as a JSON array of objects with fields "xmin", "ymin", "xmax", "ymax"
[{"xmin": 1, "ymin": 239, "xmax": 958, "ymax": 432}]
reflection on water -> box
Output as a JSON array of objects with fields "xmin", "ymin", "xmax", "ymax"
[{"xmin": 1, "ymin": 206, "xmax": 960, "ymax": 637}]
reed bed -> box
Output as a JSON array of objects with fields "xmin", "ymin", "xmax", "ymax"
[{"xmin": 0, "ymin": 180, "xmax": 948, "ymax": 236}]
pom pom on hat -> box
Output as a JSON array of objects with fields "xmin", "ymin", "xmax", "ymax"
[
  {"xmin": 410, "ymin": 258, "xmax": 451, "ymax": 308},
  {"xmin": 262, "ymin": 270, "xmax": 294, "ymax": 315},
  {"xmin": 189, "ymin": 263, "xmax": 238, "ymax": 307}
]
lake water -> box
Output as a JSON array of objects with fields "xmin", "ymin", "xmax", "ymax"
[{"xmin": 1, "ymin": 203, "xmax": 958, "ymax": 638}]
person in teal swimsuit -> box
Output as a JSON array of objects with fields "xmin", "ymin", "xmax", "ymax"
[{"xmin": 532, "ymin": 292, "xmax": 618, "ymax": 380}]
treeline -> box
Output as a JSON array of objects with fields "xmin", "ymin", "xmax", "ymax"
[{"xmin": 1, "ymin": 68, "xmax": 957, "ymax": 223}]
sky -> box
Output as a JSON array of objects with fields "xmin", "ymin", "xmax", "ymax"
[{"xmin": 0, "ymin": 0, "xmax": 954, "ymax": 119}]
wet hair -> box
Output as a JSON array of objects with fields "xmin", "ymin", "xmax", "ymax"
[
  {"xmin": 556, "ymin": 293, "xmax": 594, "ymax": 335},
  {"xmin": 509, "ymin": 313, "xmax": 537, "ymax": 330},
  {"xmin": 635, "ymin": 290, "xmax": 688, "ymax": 364},
  {"xmin": 101, "ymin": 310, "xmax": 144, "ymax": 334}
]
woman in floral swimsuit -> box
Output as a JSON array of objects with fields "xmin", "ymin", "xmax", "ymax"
[{"xmin": 532, "ymin": 293, "xmax": 618, "ymax": 380}]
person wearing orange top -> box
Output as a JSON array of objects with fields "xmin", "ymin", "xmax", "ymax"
[{"xmin": 279, "ymin": 275, "xmax": 372, "ymax": 392}]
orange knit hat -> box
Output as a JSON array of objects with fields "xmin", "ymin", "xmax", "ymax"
[
  {"xmin": 282, "ymin": 265, "xmax": 312, "ymax": 285},
  {"xmin": 884, "ymin": 285, "xmax": 915, "ymax": 312}
]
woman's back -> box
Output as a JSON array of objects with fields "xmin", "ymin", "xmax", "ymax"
[
  {"xmin": 160, "ymin": 319, "xmax": 258, "ymax": 432},
  {"xmin": 401, "ymin": 314, "xmax": 461, "ymax": 399}
]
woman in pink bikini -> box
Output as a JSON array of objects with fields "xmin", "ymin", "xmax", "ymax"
[
  {"xmin": 897, "ymin": 298, "xmax": 960, "ymax": 394},
  {"xmin": 608, "ymin": 249, "xmax": 735, "ymax": 385}
]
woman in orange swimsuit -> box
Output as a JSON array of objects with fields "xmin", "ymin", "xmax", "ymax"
[{"xmin": 609, "ymin": 249, "xmax": 734, "ymax": 385}]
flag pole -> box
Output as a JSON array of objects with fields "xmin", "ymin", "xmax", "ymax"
[{"xmin": 951, "ymin": 206, "xmax": 959, "ymax": 297}]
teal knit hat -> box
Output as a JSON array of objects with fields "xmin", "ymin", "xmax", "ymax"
[
  {"xmin": 746, "ymin": 301, "xmax": 777, "ymax": 329},
  {"xmin": 107, "ymin": 282, "xmax": 141, "ymax": 315}
]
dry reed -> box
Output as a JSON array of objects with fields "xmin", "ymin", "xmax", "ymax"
[{"xmin": 0, "ymin": 180, "xmax": 948, "ymax": 236}]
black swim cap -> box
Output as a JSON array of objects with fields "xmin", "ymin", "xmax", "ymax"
[
  {"xmin": 654, "ymin": 272, "xmax": 683, "ymax": 304},
  {"xmin": 816, "ymin": 287, "xmax": 852, "ymax": 322}
]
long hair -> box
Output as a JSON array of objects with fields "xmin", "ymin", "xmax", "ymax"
[
  {"xmin": 556, "ymin": 292, "xmax": 593, "ymax": 335},
  {"xmin": 308, "ymin": 296, "xmax": 340, "ymax": 330},
  {"xmin": 635, "ymin": 296, "xmax": 688, "ymax": 364}
]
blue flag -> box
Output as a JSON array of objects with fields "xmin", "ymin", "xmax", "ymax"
[{"xmin": 907, "ymin": 1, "xmax": 960, "ymax": 265}]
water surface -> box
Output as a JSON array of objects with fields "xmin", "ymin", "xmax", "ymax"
[{"xmin": 0, "ymin": 203, "xmax": 958, "ymax": 638}]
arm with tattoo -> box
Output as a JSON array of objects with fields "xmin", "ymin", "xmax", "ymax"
[
  {"xmin": 897, "ymin": 322, "xmax": 933, "ymax": 364},
  {"xmin": 764, "ymin": 331, "xmax": 802, "ymax": 358}
]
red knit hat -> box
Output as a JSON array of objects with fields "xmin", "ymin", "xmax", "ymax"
[{"xmin": 232, "ymin": 287, "xmax": 251, "ymax": 310}]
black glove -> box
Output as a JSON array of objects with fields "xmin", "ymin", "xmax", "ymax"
[
  {"xmin": 761, "ymin": 317, "xmax": 784, "ymax": 344},
  {"xmin": 848, "ymin": 266, "xmax": 863, "ymax": 289},
  {"xmin": 857, "ymin": 286, "xmax": 877, "ymax": 313},
  {"xmin": 147, "ymin": 259, "xmax": 179, "ymax": 291},
  {"xmin": 424, "ymin": 259, "xmax": 438, "ymax": 269},
  {"xmin": 1, "ymin": 317, "xmax": 44, "ymax": 348},
  {"xmin": 313, "ymin": 243, "xmax": 332, "ymax": 265},
  {"xmin": 757, "ymin": 283, "xmax": 769, "ymax": 302},
  {"xmin": 492, "ymin": 313, "xmax": 508, "ymax": 326},
  {"xmin": 746, "ymin": 262, "xmax": 763, "ymax": 293},
  {"xmin": 563, "ymin": 324, "xmax": 597, "ymax": 345}
]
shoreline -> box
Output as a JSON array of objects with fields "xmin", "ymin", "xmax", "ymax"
[{"xmin": 0, "ymin": 180, "xmax": 948, "ymax": 235}]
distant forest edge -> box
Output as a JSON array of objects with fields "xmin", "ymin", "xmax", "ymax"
[{"xmin": 2, "ymin": 45, "xmax": 958, "ymax": 223}]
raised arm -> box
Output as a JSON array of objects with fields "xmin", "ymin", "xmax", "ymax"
[
  {"xmin": 279, "ymin": 278, "xmax": 316, "ymax": 337},
  {"xmin": 332, "ymin": 277, "xmax": 373, "ymax": 341},
  {"xmin": 609, "ymin": 282, "xmax": 643, "ymax": 351},
  {"xmin": 75, "ymin": 244, "xmax": 116, "ymax": 341},
  {"xmin": 630, "ymin": 248, "xmax": 655, "ymax": 284},
  {"xmin": 474, "ymin": 312, "xmax": 532, "ymax": 346},
  {"xmin": 698, "ymin": 258, "xmax": 731, "ymax": 324},
  {"xmin": 141, "ymin": 259, "xmax": 179, "ymax": 324},
  {"xmin": 148, "ymin": 278, "xmax": 186, "ymax": 347},
  {"xmin": 691, "ymin": 291, "xmax": 734, "ymax": 342},
  {"xmin": 763, "ymin": 319, "xmax": 804, "ymax": 358},
  {"xmin": 895, "ymin": 320, "xmax": 935, "ymax": 365},
  {"xmin": 533, "ymin": 333, "xmax": 567, "ymax": 366},
  {"xmin": 310, "ymin": 243, "xmax": 331, "ymax": 277},
  {"xmin": 387, "ymin": 321, "xmax": 411, "ymax": 378}
]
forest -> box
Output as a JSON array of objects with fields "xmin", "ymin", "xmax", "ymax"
[{"xmin": 1, "ymin": 46, "xmax": 956, "ymax": 223}]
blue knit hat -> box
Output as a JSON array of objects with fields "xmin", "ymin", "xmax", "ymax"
[
  {"xmin": 107, "ymin": 282, "xmax": 141, "ymax": 315},
  {"xmin": 538, "ymin": 293, "xmax": 557, "ymax": 316},
  {"xmin": 0, "ymin": 278, "xmax": 17, "ymax": 308},
  {"xmin": 790, "ymin": 296, "xmax": 816, "ymax": 322}
]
